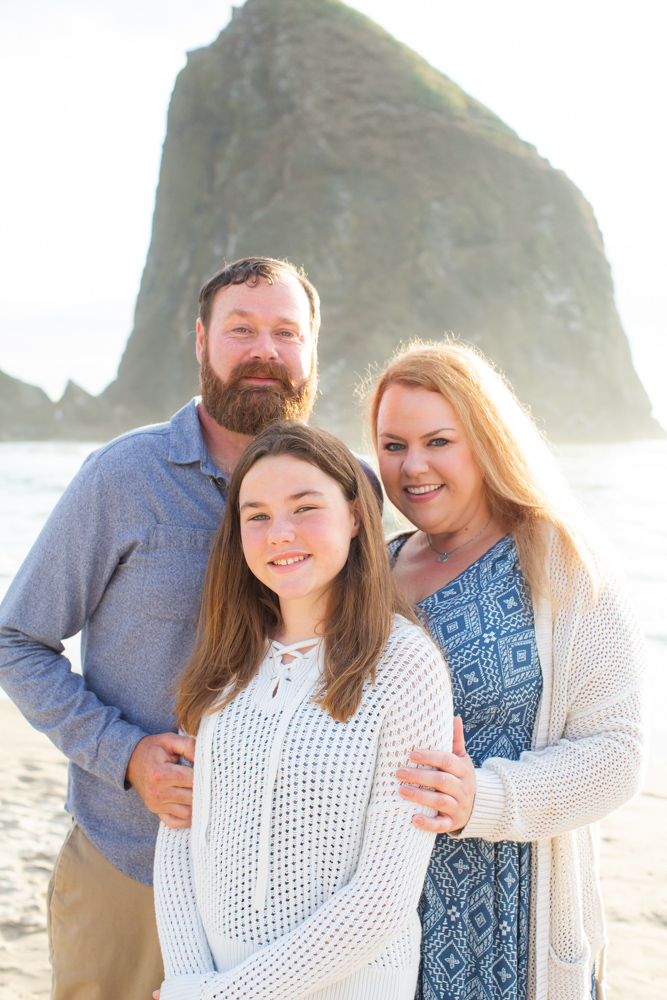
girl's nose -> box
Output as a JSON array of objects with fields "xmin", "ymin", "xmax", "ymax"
[{"xmin": 267, "ymin": 515, "xmax": 296, "ymax": 544}]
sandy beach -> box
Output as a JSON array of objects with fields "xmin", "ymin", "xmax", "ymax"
[{"xmin": 0, "ymin": 701, "xmax": 664, "ymax": 999}]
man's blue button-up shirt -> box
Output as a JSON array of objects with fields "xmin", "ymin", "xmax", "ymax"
[{"xmin": 0, "ymin": 400, "xmax": 227, "ymax": 884}]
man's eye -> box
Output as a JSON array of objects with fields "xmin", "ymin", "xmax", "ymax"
[
  {"xmin": 278, "ymin": 330, "xmax": 296, "ymax": 338},
  {"xmin": 384, "ymin": 442, "xmax": 405, "ymax": 452},
  {"xmin": 233, "ymin": 326, "xmax": 251, "ymax": 334}
]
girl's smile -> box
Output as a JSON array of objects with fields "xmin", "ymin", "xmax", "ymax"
[{"xmin": 268, "ymin": 552, "xmax": 312, "ymax": 570}]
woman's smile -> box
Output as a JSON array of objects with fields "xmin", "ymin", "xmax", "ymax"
[{"xmin": 404, "ymin": 484, "xmax": 445, "ymax": 499}]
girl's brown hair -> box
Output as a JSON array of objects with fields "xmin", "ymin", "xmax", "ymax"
[
  {"xmin": 176, "ymin": 421, "xmax": 418, "ymax": 734},
  {"xmin": 363, "ymin": 340, "xmax": 599, "ymax": 604}
]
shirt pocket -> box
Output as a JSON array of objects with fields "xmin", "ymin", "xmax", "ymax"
[{"xmin": 140, "ymin": 524, "xmax": 217, "ymax": 622}]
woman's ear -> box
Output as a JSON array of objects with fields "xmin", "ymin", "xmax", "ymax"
[{"xmin": 350, "ymin": 499, "xmax": 362, "ymax": 538}]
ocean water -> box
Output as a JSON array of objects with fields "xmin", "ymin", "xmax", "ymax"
[{"xmin": 0, "ymin": 439, "xmax": 665, "ymax": 765}]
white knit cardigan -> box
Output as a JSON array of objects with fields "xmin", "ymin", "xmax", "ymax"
[
  {"xmin": 450, "ymin": 532, "xmax": 645, "ymax": 1000},
  {"xmin": 154, "ymin": 617, "xmax": 453, "ymax": 1000}
]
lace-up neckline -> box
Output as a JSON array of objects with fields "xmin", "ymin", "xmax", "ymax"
[{"xmin": 268, "ymin": 638, "xmax": 321, "ymax": 697}]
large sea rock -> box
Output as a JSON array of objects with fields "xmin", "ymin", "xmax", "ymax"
[{"xmin": 2, "ymin": 0, "xmax": 661, "ymax": 443}]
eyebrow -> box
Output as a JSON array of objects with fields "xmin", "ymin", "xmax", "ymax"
[
  {"xmin": 226, "ymin": 309, "xmax": 301, "ymax": 328},
  {"xmin": 240, "ymin": 489, "xmax": 327, "ymax": 511},
  {"xmin": 381, "ymin": 427, "xmax": 456, "ymax": 441},
  {"xmin": 289, "ymin": 489, "xmax": 326, "ymax": 501}
]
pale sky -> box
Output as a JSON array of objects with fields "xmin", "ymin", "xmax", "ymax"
[{"xmin": 1, "ymin": 0, "xmax": 665, "ymax": 427}]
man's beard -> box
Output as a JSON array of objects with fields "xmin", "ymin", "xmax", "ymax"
[{"xmin": 199, "ymin": 350, "xmax": 318, "ymax": 436}]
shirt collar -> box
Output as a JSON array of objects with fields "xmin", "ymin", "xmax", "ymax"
[{"xmin": 168, "ymin": 397, "xmax": 224, "ymax": 479}]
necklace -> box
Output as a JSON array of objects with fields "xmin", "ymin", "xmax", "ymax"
[{"xmin": 426, "ymin": 516, "xmax": 492, "ymax": 563}]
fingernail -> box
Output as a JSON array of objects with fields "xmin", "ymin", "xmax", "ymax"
[
  {"xmin": 398, "ymin": 787, "xmax": 411, "ymax": 797},
  {"xmin": 410, "ymin": 751, "xmax": 424, "ymax": 761},
  {"xmin": 413, "ymin": 815, "xmax": 424, "ymax": 826}
]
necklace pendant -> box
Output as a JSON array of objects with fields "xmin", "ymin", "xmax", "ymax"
[{"xmin": 437, "ymin": 552, "xmax": 449, "ymax": 563}]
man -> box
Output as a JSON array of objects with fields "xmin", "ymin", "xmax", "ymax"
[{"xmin": 0, "ymin": 257, "xmax": 336, "ymax": 999}]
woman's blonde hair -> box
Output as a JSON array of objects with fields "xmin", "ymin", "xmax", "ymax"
[
  {"xmin": 363, "ymin": 340, "xmax": 598, "ymax": 603},
  {"xmin": 176, "ymin": 421, "xmax": 419, "ymax": 735}
]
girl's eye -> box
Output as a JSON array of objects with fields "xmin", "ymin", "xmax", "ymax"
[
  {"xmin": 428, "ymin": 437, "xmax": 450, "ymax": 447},
  {"xmin": 247, "ymin": 513, "xmax": 270, "ymax": 521},
  {"xmin": 384, "ymin": 442, "xmax": 405, "ymax": 452},
  {"xmin": 295, "ymin": 505, "xmax": 317, "ymax": 513}
]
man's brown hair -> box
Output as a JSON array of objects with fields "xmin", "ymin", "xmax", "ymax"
[{"xmin": 198, "ymin": 257, "xmax": 321, "ymax": 339}]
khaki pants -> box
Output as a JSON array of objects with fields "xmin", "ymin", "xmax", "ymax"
[{"xmin": 47, "ymin": 823, "xmax": 164, "ymax": 1000}]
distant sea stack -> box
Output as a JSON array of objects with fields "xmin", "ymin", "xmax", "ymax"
[
  {"xmin": 0, "ymin": 370, "xmax": 58, "ymax": 441},
  {"xmin": 0, "ymin": 369, "xmax": 124, "ymax": 442},
  {"xmin": 3, "ymin": 0, "xmax": 661, "ymax": 443}
]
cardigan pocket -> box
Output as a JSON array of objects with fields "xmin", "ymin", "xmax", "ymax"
[
  {"xmin": 547, "ymin": 942, "xmax": 592, "ymax": 998},
  {"xmin": 548, "ymin": 827, "xmax": 603, "ymax": 998}
]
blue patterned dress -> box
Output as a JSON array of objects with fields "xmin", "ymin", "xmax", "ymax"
[{"xmin": 388, "ymin": 534, "xmax": 541, "ymax": 1000}]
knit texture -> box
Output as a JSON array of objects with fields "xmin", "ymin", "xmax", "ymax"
[
  {"xmin": 385, "ymin": 528, "xmax": 645, "ymax": 1000},
  {"xmin": 455, "ymin": 534, "xmax": 645, "ymax": 1000},
  {"xmin": 154, "ymin": 617, "xmax": 453, "ymax": 1000}
]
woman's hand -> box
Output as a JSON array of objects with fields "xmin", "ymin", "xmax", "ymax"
[{"xmin": 396, "ymin": 717, "xmax": 476, "ymax": 833}]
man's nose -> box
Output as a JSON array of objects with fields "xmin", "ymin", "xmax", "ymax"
[{"xmin": 250, "ymin": 330, "xmax": 279, "ymax": 361}]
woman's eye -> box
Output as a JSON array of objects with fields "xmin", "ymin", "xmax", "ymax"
[
  {"xmin": 384, "ymin": 442, "xmax": 405, "ymax": 452},
  {"xmin": 428, "ymin": 437, "xmax": 450, "ymax": 447},
  {"xmin": 248, "ymin": 513, "xmax": 270, "ymax": 521},
  {"xmin": 295, "ymin": 505, "xmax": 317, "ymax": 513}
]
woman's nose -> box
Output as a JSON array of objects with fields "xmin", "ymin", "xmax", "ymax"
[{"xmin": 400, "ymin": 448, "xmax": 430, "ymax": 477}]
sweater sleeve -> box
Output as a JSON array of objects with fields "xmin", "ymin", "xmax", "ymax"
[
  {"xmin": 157, "ymin": 629, "xmax": 453, "ymax": 1000},
  {"xmin": 154, "ymin": 823, "xmax": 215, "ymax": 989},
  {"xmin": 458, "ymin": 557, "xmax": 645, "ymax": 843}
]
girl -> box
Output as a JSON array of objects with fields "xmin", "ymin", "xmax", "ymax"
[{"xmin": 153, "ymin": 421, "xmax": 452, "ymax": 1000}]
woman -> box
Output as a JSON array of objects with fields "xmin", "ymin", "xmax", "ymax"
[
  {"xmin": 152, "ymin": 421, "xmax": 452, "ymax": 1000},
  {"xmin": 365, "ymin": 342, "xmax": 644, "ymax": 1000}
]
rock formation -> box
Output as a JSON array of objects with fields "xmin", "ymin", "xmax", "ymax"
[
  {"xmin": 2, "ymin": 0, "xmax": 661, "ymax": 443},
  {"xmin": 0, "ymin": 371, "xmax": 123, "ymax": 441},
  {"xmin": 0, "ymin": 370, "xmax": 57, "ymax": 441}
]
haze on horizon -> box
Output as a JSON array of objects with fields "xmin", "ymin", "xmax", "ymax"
[{"xmin": 0, "ymin": 0, "xmax": 665, "ymax": 428}]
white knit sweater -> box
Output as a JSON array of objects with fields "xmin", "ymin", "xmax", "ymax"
[
  {"xmin": 453, "ymin": 533, "xmax": 645, "ymax": 1000},
  {"xmin": 154, "ymin": 617, "xmax": 452, "ymax": 1000}
]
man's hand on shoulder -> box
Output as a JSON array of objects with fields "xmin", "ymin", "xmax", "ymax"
[{"xmin": 126, "ymin": 733, "xmax": 196, "ymax": 828}]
